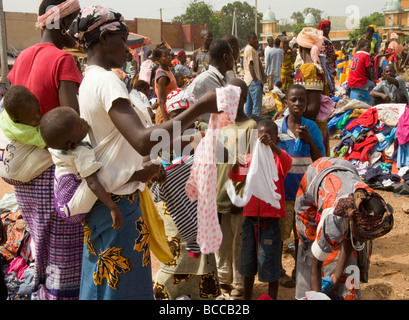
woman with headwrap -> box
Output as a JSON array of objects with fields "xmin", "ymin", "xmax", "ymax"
[
  {"xmin": 68, "ymin": 5, "xmax": 221, "ymax": 300},
  {"xmin": 387, "ymin": 33, "xmax": 404, "ymax": 71},
  {"xmin": 5, "ymin": 0, "xmax": 83, "ymax": 300},
  {"xmin": 295, "ymin": 157, "xmax": 393, "ymax": 300},
  {"xmin": 293, "ymin": 27, "xmax": 332, "ymax": 156},
  {"xmin": 317, "ymin": 20, "xmax": 336, "ymax": 97}
]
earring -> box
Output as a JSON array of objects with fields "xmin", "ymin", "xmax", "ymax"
[{"xmin": 61, "ymin": 29, "xmax": 67, "ymax": 35}]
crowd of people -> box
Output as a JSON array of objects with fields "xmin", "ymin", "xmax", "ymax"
[{"xmin": 0, "ymin": 1, "xmax": 401, "ymax": 302}]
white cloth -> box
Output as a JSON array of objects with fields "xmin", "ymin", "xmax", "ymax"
[
  {"xmin": 0, "ymin": 128, "xmax": 53, "ymax": 182},
  {"xmin": 225, "ymin": 139, "xmax": 281, "ymax": 208},
  {"xmin": 50, "ymin": 142, "xmax": 102, "ymax": 218},
  {"xmin": 79, "ymin": 65, "xmax": 144, "ymax": 195},
  {"xmin": 129, "ymin": 89, "xmax": 153, "ymax": 127}
]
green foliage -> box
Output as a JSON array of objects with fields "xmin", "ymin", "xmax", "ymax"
[
  {"xmin": 172, "ymin": 0, "xmax": 261, "ymax": 47},
  {"xmin": 172, "ymin": 0, "xmax": 221, "ymax": 37},
  {"xmin": 348, "ymin": 12, "xmax": 385, "ymax": 41}
]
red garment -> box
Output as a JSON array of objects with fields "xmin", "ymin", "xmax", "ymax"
[
  {"xmin": 345, "ymin": 135, "xmax": 378, "ymax": 162},
  {"xmin": 229, "ymin": 150, "xmax": 292, "ymax": 218},
  {"xmin": 346, "ymin": 107, "xmax": 378, "ymax": 131},
  {"xmin": 7, "ymin": 43, "xmax": 83, "ymax": 115},
  {"xmin": 347, "ymin": 51, "xmax": 371, "ymax": 88}
]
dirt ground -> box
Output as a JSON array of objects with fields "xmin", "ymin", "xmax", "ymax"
[
  {"xmin": 1, "ymin": 138, "xmax": 408, "ymax": 300},
  {"xmin": 149, "ymin": 138, "xmax": 409, "ymax": 300}
]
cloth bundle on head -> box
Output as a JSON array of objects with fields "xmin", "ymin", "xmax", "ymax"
[
  {"xmin": 165, "ymin": 89, "xmax": 196, "ymax": 114},
  {"xmin": 317, "ymin": 20, "xmax": 331, "ymax": 31},
  {"xmin": 334, "ymin": 189, "xmax": 394, "ymax": 244},
  {"xmin": 391, "ymin": 33, "xmax": 399, "ymax": 40},
  {"xmin": 68, "ymin": 5, "xmax": 128, "ymax": 49},
  {"xmin": 177, "ymin": 50, "xmax": 185, "ymax": 58},
  {"xmin": 296, "ymin": 27, "xmax": 324, "ymax": 65},
  {"xmin": 36, "ymin": 0, "xmax": 80, "ymax": 29}
]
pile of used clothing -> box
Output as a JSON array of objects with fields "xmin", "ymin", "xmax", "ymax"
[
  {"xmin": 0, "ymin": 194, "xmax": 35, "ymax": 300},
  {"xmin": 328, "ymin": 101, "xmax": 409, "ymax": 196}
]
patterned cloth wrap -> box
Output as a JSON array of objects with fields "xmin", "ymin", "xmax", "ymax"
[
  {"xmin": 334, "ymin": 189, "xmax": 394, "ymax": 243},
  {"xmin": 68, "ymin": 5, "xmax": 128, "ymax": 49}
]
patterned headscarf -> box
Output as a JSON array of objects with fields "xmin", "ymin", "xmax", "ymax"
[
  {"xmin": 68, "ymin": 5, "xmax": 128, "ymax": 49},
  {"xmin": 296, "ymin": 27, "xmax": 324, "ymax": 65},
  {"xmin": 334, "ymin": 189, "xmax": 394, "ymax": 243},
  {"xmin": 36, "ymin": 0, "xmax": 80, "ymax": 29}
]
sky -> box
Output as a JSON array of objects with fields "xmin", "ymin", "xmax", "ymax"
[{"xmin": 3, "ymin": 0, "xmax": 389, "ymax": 22}]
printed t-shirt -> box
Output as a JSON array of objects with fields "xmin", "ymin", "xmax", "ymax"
[
  {"xmin": 347, "ymin": 51, "xmax": 371, "ymax": 88},
  {"xmin": 7, "ymin": 43, "xmax": 83, "ymax": 115}
]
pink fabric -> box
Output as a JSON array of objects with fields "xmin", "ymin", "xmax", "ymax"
[
  {"xmin": 397, "ymin": 106, "xmax": 409, "ymax": 145},
  {"xmin": 185, "ymin": 85, "xmax": 241, "ymax": 254},
  {"xmin": 7, "ymin": 256, "xmax": 29, "ymax": 280},
  {"xmin": 36, "ymin": 0, "xmax": 80, "ymax": 29},
  {"xmin": 316, "ymin": 94, "xmax": 336, "ymax": 121}
]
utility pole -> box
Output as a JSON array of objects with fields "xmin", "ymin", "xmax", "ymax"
[
  {"xmin": 254, "ymin": 0, "xmax": 257, "ymax": 34},
  {"xmin": 0, "ymin": 0, "xmax": 9, "ymax": 89},
  {"xmin": 232, "ymin": 9, "xmax": 237, "ymax": 38}
]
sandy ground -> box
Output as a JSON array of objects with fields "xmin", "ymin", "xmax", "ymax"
[
  {"xmin": 0, "ymin": 138, "xmax": 408, "ymax": 300},
  {"xmin": 149, "ymin": 138, "xmax": 409, "ymax": 300}
]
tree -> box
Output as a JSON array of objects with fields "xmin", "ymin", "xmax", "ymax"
[
  {"xmin": 348, "ymin": 12, "xmax": 385, "ymax": 41},
  {"xmin": 172, "ymin": 0, "xmax": 221, "ymax": 37},
  {"xmin": 218, "ymin": 1, "xmax": 262, "ymax": 48}
]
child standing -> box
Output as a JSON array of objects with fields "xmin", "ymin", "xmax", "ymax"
[
  {"xmin": 229, "ymin": 119, "xmax": 292, "ymax": 300},
  {"xmin": 153, "ymin": 44, "xmax": 178, "ymax": 124},
  {"xmin": 275, "ymin": 84, "xmax": 326, "ymax": 286}
]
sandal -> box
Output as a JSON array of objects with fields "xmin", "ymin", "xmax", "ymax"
[{"xmin": 279, "ymin": 269, "xmax": 295, "ymax": 288}]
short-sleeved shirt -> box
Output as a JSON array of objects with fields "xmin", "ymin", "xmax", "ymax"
[
  {"xmin": 8, "ymin": 43, "xmax": 83, "ymax": 115},
  {"xmin": 347, "ymin": 51, "xmax": 371, "ymax": 88},
  {"xmin": 78, "ymin": 65, "xmax": 144, "ymax": 195},
  {"xmin": 265, "ymin": 47, "xmax": 284, "ymax": 77},
  {"xmin": 243, "ymin": 44, "xmax": 262, "ymax": 86},
  {"xmin": 276, "ymin": 116, "xmax": 326, "ymax": 201},
  {"xmin": 372, "ymin": 76, "xmax": 409, "ymax": 103}
]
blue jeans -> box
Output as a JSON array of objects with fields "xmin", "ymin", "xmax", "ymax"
[
  {"xmin": 239, "ymin": 217, "xmax": 281, "ymax": 283},
  {"xmin": 244, "ymin": 80, "xmax": 262, "ymax": 117}
]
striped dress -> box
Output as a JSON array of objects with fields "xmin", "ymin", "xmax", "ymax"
[{"xmin": 151, "ymin": 155, "xmax": 200, "ymax": 254}]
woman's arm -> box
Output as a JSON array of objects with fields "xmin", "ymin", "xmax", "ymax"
[
  {"xmin": 108, "ymin": 89, "xmax": 218, "ymax": 157},
  {"xmin": 59, "ymin": 80, "xmax": 80, "ymax": 114},
  {"xmin": 310, "ymin": 256, "xmax": 324, "ymax": 292}
]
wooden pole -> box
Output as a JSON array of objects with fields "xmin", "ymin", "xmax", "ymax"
[{"xmin": 0, "ymin": 0, "xmax": 9, "ymax": 89}]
